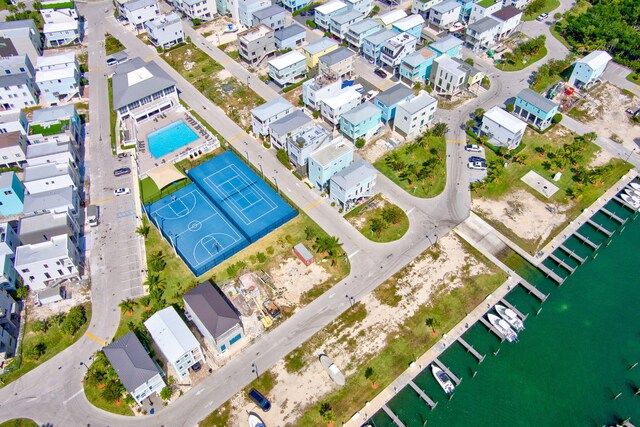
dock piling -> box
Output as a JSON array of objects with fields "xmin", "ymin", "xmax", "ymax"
[
  {"xmin": 382, "ymin": 404, "xmax": 406, "ymax": 427},
  {"xmin": 457, "ymin": 337, "xmax": 485, "ymax": 362}
]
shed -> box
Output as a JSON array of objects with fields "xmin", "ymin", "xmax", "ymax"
[
  {"xmin": 293, "ymin": 243, "xmax": 314, "ymax": 266},
  {"xmin": 36, "ymin": 287, "xmax": 63, "ymax": 305}
]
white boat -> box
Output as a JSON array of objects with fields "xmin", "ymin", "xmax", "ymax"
[
  {"xmin": 495, "ymin": 304, "xmax": 525, "ymax": 331},
  {"xmin": 249, "ymin": 412, "xmax": 266, "ymax": 427},
  {"xmin": 319, "ymin": 354, "xmax": 345, "ymax": 386},
  {"xmin": 431, "ymin": 364, "xmax": 455, "ymax": 394},
  {"xmin": 624, "ymin": 188, "xmax": 640, "ymax": 200},
  {"xmin": 488, "ymin": 313, "xmax": 518, "ymax": 342},
  {"xmin": 621, "ymin": 194, "xmax": 640, "ymax": 209},
  {"xmin": 629, "ymin": 182, "xmax": 640, "ymax": 191}
]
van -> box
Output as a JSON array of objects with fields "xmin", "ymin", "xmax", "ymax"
[
  {"xmin": 87, "ymin": 205, "xmax": 99, "ymax": 227},
  {"xmin": 248, "ymin": 388, "xmax": 271, "ymax": 412}
]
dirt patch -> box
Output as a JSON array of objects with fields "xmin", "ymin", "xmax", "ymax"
[
  {"xmin": 198, "ymin": 16, "xmax": 239, "ymax": 46},
  {"xmin": 359, "ymin": 130, "xmax": 400, "ymax": 163},
  {"xmin": 216, "ymin": 69, "xmax": 233, "ymax": 80},
  {"xmin": 590, "ymin": 148, "xmax": 615, "ymax": 167},
  {"xmin": 473, "ymin": 189, "xmax": 570, "ymax": 244},
  {"xmin": 270, "ymin": 257, "xmax": 331, "ymax": 306}
]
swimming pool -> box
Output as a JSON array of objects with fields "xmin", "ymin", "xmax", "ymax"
[{"xmin": 147, "ymin": 120, "xmax": 199, "ymax": 158}]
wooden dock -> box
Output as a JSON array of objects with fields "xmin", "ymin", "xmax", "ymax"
[
  {"xmin": 519, "ymin": 278, "xmax": 549, "ymax": 301},
  {"xmin": 408, "ymin": 380, "xmax": 437, "ymax": 408},
  {"xmin": 433, "ymin": 358, "xmax": 461, "ymax": 385},
  {"xmin": 573, "ymin": 231, "xmax": 600, "ymax": 250},
  {"xmin": 500, "ymin": 299, "xmax": 526, "ymax": 320},
  {"xmin": 600, "ymin": 207, "xmax": 626, "ymax": 224},
  {"xmin": 480, "ymin": 316, "xmax": 505, "ymax": 341},
  {"xmin": 558, "ymin": 244, "xmax": 586, "ymax": 264},
  {"xmin": 587, "ymin": 219, "xmax": 613, "ymax": 237},
  {"xmin": 457, "ymin": 337, "xmax": 485, "ymax": 362},
  {"xmin": 382, "ymin": 404, "xmax": 405, "ymax": 427},
  {"xmin": 614, "ymin": 195, "xmax": 638, "ymax": 212},
  {"xmin": 549, "ymin": 253, "xmax": 575, "ymax": 273},
  {"xmin": 536, "ymin": 262, "xmax": 566, "ymax": 285}
]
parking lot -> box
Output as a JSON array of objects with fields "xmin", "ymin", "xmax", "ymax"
[{"xmin": 465, "ymin": 144, "xmax": 488, "ymax": 182}]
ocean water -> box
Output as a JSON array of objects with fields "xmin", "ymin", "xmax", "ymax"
[{"xmin": 370, "ymin": 207, "xmax": 640, "ymax": 427}]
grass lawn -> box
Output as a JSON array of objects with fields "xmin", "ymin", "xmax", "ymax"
[
  {"xmin": 107, "ymin": 78, "xmax": 117, "ymax": 154},
  {"xmin": 0, "ymin": 0, "xmax": 8, "ymax": 10},
  {"xmin": 626, "ymin": 73, "xmax": 640, "ymax": 85},
  {"xmin": 496, "ymin": 46, "xmax": 547, "ymax": 72},
  {"xmin": 0, "ymin": 420, "xmax": 38, "ymax": 427},
  {"xmin": 0, "ymin": 304, "xmax": 91, "ymax": 387},
  {"xmin": 292, "ymin": 240, "xmax": 507, "ymax": 425},
  {"xmin": 105, "ymin": 33, "xmax": 125, "ymax": 56},
  {"xmin": 549, "ymin": 24, "xmax": 573, "ymax": 50},
  {"xmin": 472, "ymin": 128, "xmax": 633, "ymax": 253},
  {"xmin": 199, "ymin": 401, "xmax": 231, "ymax": 426},
  {"xmin": 140, "ymin": 175, "xmax": 191, "ymax": 205},
  {"xmin": 83, "ymin": 378, "xmax": 135, "ymax": 416},
  {"xmin": 374, "ymin": 135, "xmax": 446, "ymax": 198},
  {"xmin": 522, "ymin": 0, "xmax": 561, "ymax": 20},
  {"xmin": 344, "ymin": 194, "xmax": 409, "ymax": 243}
]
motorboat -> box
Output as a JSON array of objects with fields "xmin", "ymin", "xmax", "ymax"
[
  {"xmin": 624, "ymin": 187, "xmax": 640, "ymax": 200},
  {"xmin": 495, "ymin": 304, "xmax": 525, "ymax": 331},
  {"xmin": 319, "ymin": 354, "xmax": 345, "ymax": 386},
  {"xmin": 488, "ymin": 313, "xmax": 518, "ymax": 342},
  {"xmin": 431, "ymin": 364, "xmax": 455, "ymax": 394},
  {"xmin": 248, "ymin": 412, "xmax": 266, "ymax": 427},
  {"xmin": 629, "ymin": 182, "xmax": 640, "ymax": 191},
  {"xmin": 621, "ymin": 194, "xmax": 640, "ymax": 209}
]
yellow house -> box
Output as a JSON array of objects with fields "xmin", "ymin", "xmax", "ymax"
[{"xmin": 303, "ymin": 37, "xmax": 340, "ymax": 68}]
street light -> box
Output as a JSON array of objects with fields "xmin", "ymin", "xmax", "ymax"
[
  {"xmin": 251, "ymin": 362, "xmax": 259, "ymax": 378},
  {"xmin": 245, "ymin": 150, "xmax": 250, "ymax": 164}
]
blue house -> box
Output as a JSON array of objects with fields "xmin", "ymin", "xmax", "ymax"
[
  {"xmin": 0, "ymin": 172, "xmax": 24, "ymax": 216},
  {"xmin": 361, "ymin": 28, "xmax": 397, "ymax": 63},
  {"xmin": 345, "ymin": 18, "xmax": 381, "ymax": 50},
  {"xmin": 399, "ymin": 48, "xmax": 435, "ymax": 84},
  {"xmin": 340, "ymin": 103, "xmax": 382, "ymax": 140},
  {"xmin": 428, "ymin": 34, "xmax": 463, "ymax": 59},
  {"xmin": 456, "ymin": 0, "xmax": 475, "ymax": 21},
  {"xmin": 568, "ymin": 50, "xmax": 612, "ymax": 89},
  {"xmin": 514, "ymin": 88, "xmax": 559, "ymax": 130},
  {"xmin": 391, "ymin": 14, "xmax": 425, "ymax": 39},
  {"xmin": 308, "ymin": 137, "xmax": 354, "ymax": 190},
  {"xmin": 274, "ymin": 24, "xmax": 306, "ymax": 50},
  {"xmin": 282, "ymin": 0, "xmax": 310, "ymax": 11},
  {"xmin": 374, "ymin": 83, "xmax": 414, "ymax": 123}
]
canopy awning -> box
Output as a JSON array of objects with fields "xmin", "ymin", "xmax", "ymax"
[{"xmin": 147, "ymin": 162, "xmax": 186, "ymax": 190}]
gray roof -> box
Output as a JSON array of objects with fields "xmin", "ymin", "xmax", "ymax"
[
  {"xmin": 124, "ymin": 0, "xmax": 157, "ymax": 11},
  {"xmin": 293, "ymin": 243, "xmax": 313, "ymax": 260},
  {"xmin": 341, "ymin": 102, "xmax": 381, "ymax": 124},
  {"xmin": 375, "ymin": 83, "xmax": 414, "ymax": 107},
  {"xmin": 0, "ymin": 73, "xmax": 30, "ymax": 87},
  {"xmin": 19, "ymin": 212, "xmax": 73, "ymax": 245},
  {"xmin": 32, "ymin": 105, "xmax": 76, "ymax": 124},
  {"xmin": 183, "ymin": 281, "xmax": 241, "ymax": 340},
  {"xmin": 27, "ymin": 140, "xmax": 75, "ymax": 159},
  {"xmin": 432, "ymin": 0, "xmax": 460, "ymax": 13},
  {"xmin": 112, "ymin": 58, "xmax": 176, "ymax": 110},
  {"xmin": 0, "ymin": 19, "xmax": 36, "ymax": 32},
  {"xmin": 429, "ymin": 35, "xmax": 463, "ymax": 54},
  {"xmin": 331, "ymin": 9, "xmax": 364, "ymax": 25},
  {"xmin": 303, "ymin": 37, "xmax": 339, "ymax": 55},
  {"xmin": 23, "ymin": 163, "xmax": 69, "ymax": 182},
  {"xmin": 274, "ymin": 24, "xmax": 305, "ymax": 41},
  {"xmin": 348, "ymin": 18, "xmax": 381, "ymax": 35},
  {"xmin": 492, "ymin": 6, "xmax": 522, "ymax": 21},
  {"xmin": 23, "ymin": 186, "xmax": 75, "ymax": 214},
  {"xmin": 319, "ymin": 47, "xmax": 355, "ymax": 67},
  {"xmin": 269, "ymin": 110, "xmax": 312, "ymax": 136},
  {"xmin": 331, "ymin": 159, "xmax": 376, "ymax": 189},
  {"xmin": 468, "ymin": 16, "xmax": 500, "ymax": 34},
  {"xmin": 516, "ymin": 88, "xmax": 558, "ymax": 113},
  {"xmin": 252, "ymin": 4, "xmax": 285, "ymax": 20},
  {"xmin": 0, "ymin": 37, "xmax": 18, "ymax": 57},
  {"xmin": 402, "ymin": 50, "xmax": 433, "ymax": 67},
  {"xmin": 398, "ymin": 92, "xmax": 437, "ymax": 114},
  {"xmin": 251, "ymin": 97, "xmax": 293, "ymax": 122},
  {"xmin": 103, "ymin": 332, "xmax": 162, "ymax": 394},
  {"xmin": 363, "ymin": 29, "xmax": 397, "ymax": 46}
]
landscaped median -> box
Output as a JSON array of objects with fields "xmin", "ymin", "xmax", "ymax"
[
  {"xmin": 495, "ymin": 35, "xmax": 547, "ymax": 72},
  {"xmin": 521, "ymin": 0, "xmax": 560, "ymax": 21},
  {"xmin": 344, "ymin": 194, "xmax": 409, "ymax": 243}
]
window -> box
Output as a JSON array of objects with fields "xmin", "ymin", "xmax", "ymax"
[
  {"xmin": 4, "ymin": 191, "xmax": 11, "ymax": 195},
  {"xmin": 44, "ymin": 272, "xmax": 51, "ymax": 279},
  {"xmin": 21, "ymin": 268, "xmax": 30, "ymax": 273}
]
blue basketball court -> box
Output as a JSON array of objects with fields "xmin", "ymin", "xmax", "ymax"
[{"xmin": 144, "ymin": 152, "xmax": 297, "ymax": 276}]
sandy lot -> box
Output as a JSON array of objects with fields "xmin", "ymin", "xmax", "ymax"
[
  {"xmin": 573, "ymin": 83, "xmax": 640, "ymax": 150},
  {"xmin": 226, "ymin": 234, "xmax": 493, "ymax": 426},
  {"xmin": 198, "ymin": 16, "xmax": 240, "ymax": 46},
  {"xmin": 270, "ymin": 257, "xmax": 330, "ymax": 306},
  {"xmin": 473, "ymin": 190, "xmax": 570, "ymax": 246}
]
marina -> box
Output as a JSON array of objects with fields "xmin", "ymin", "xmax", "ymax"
[{"xmin": 457, "ymin": 337, "xmax": 484, "ymax": 362}]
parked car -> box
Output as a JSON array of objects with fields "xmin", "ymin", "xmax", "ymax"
[
  {"xmin": 536, "ymin": 12, "xmax": 548, "ymax": 21},
  {"xmin": 106, "ymin": 57, "xmax": 117, "ymax": 66},
  {"xmin": 191, "ymin": 362, "xmax": 202, "ymax": 372},
  {"xmin": 468, "ymin": 161, "xmax": 487, "ymax": 170},
  {"xmin": 113, "ymin": 167, "xmax": 131, "ymax": 176},
  {"xmin": 248, "ymin": 389, "xmax": 271, "ymax": 412},
  {"xmin": 114, "ymin": 187, "xmax": 130, "ymax": 196},
  {"xmin": 374, "ymin": 68, "xmax": 387, "ymax": 78},
  {"xmin": 468, "ymin": 156, "xmax": 486, "ymax": 163},
  {"xmin": 465, "ymin": 144, "xmax": 482, "ymax": 152}
]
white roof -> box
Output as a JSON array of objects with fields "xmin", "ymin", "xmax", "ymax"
[
  {"xmin": 144, "ymin": 306, "xmax": 200, "ymax": 363},
  {"xmin": 36, "ymin": 52, "xmax": 75, "ymax": 69},
  {"xmin": 322, "ymin": 88, "xmax": 360, "ymax": 109},
  {"xmin": 15, "ymin": 235, "xmax": 73, "ymax": 266},
  {"xmin": 392, "ymin": 14, "xmax": 425, "ymax": 31},
  {"xmin": 43, "ymin": 21, "xmax": 78, "ymax": 33},
  {"xmin": 316, "ymin": 0, "xmax": 347, "ymax": 15},
  {"xmin": 36, "ymin": 67, "xmax": 75, "ymax": 82},
  {"xmin": 377, "ymin": 9, "xmax": 407, "ymax": 26},
  {"xmin": 269, "ymin": 50, "xmax": 306, "ymax": 70},
  {"xmin": 483, "ymin": 106, "xmax": 526, "ymax": 134},
  {"xmin": 579, "ymin": 50, "xmax": 612, "ymax": 70}
]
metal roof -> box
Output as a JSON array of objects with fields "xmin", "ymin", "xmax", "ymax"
[
  {"xmin": 32, "ymin": 105, "xmax": 76, "ymax": 124},
  {"xmin": 432, "ymin": 0, "xmax": 460, "ymax": 13},
  {"xmin": 268, "ymin": 49, "xmax": 306, "ymax": 70},
  {"xmin": 341, "ymin": 102, "xmax": 381, "ymax": 124},
  {"xmin": 183, "ymin": 281, "xmax": 241, "ymax": 340},
  {"xmin": 269, "ymin": 109, "xmax": 312, "ymax": 136},
  {"xmin": 363, "ymin": 28, "xmax": 397, "ymax": 46},
  {"xmin": 491, "ymin": 6, "xmax": 522, "ymax": 21},
  {"xmin": 123, "ymin": 0, "xmax": 157, "ymax": 11},
  {"xmin": 23, "ymin": 186, "xmax": 74, "ymax": 214},
  {"xmin": 252, "ymin": 4, "xmax": 285, "ymax": 19},
  {"xmin": 330, "ymin": 9, "xmax": 364, "ymax": 25},
  {"xmin": 428, "ymin": 35, "xmax": 463, "ymax": 54},
  {"xmin": 315, "ymin": 0, "xmax": 347, "ymax": 15},
  {"xmin": 144, "ymin": 306, "xmax": 200, "ymax": 363},
  {"xmin": 0, "ymin": 73, "xmax": 29, "ymax": 87},
  {"xmin": 348, "ymin": 18, "xmax": 381, "ymax": 35},
  {"xmin": 103, "ymin": 332, "xmax": 162, "ymax": 394},
  {"xmin": 251, "ymin": 97, "xmax": 293, "ymax": 121},
  {"xmin": 310, "ymin": 137, "xmax": 353, "ymax": 166},
  {"xmin": 392, "ymin": 14, "xmax": 425, "ymax": 31},
  {"xmin": 18, "ymin": 212, "xmax": 73, "ymax": 245},
  {"xmin": 397, "ymin": 91, "xmax": 437, "ymax": 115},
  {"xmin": 468, "ymin": 16, "xmax": 500, "ymax": 33},
  {"xmin": 578, "ymin": 50, "xmax": 612, "ymax": 70},
  {"xmin": 274, "ymin": 23, "xmax": 305, "ymax": 41},
  {"xmin": 376, "ymin": 9, "xmax": 407, "ymax": 26},
  {"xmin": 330, "ymin": 158, "xmax": 376, "ymax": 189},
  {"xmin": 375, "ymin": 83, "xmax": 414, "ymax": 107},
  {"xmin": 111, "ymin": 58, "xmax": 176, "ymax": 110},
  {"xmin": 319, "ymin": 46, "xmax": 355, "ymax": 67},
  {"xmin": 0, "ymin": 19, "xmax": 36, "ymax": 31},
  {"xmin": 483, "ymin": 105, "xmax": 526, "ymax": 133},
  {"xmin": 303, "ymin": 37, "xmax": 339, "ymax": 55},
  {"xmin": 516, "ymin": 88, "xmax": 559, "ymax": 113},
  {"xmin": 14, "ymin": 234, "xmax": 73, "ymax": 265}
]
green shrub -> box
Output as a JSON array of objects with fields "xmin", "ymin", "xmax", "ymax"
[
  {"xmin": 276, "ymin": 149, "xmax": 292, "ymax": 169},
  {"xmin": 506, "ymin": 103, "xmax": 515, "ymax": 112},
  {"xmin": 355, "ymin": 138, "xmax": 365, "ymax": 148},
  {"xmin": 306, "ymin": 20, "xmax": 317, "ymax": 29},
  {"xmin": 552, "ymin": 113, "xmax": 563, "ymax": 124}
]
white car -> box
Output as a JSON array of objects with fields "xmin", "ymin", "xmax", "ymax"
[
  {"xmin": 468, "ymin": 161, "xmax": 487, "ymax": 170},
  {"xmin": 114, "ymin": 187, "xmax": 130, "ymax": 196},
  {"xmin": 465, "ymin": 144, "xmax": 482, "ymax": 152},
  {"xmin": 536, "ymin": 12, "xmax": 548, "ymax": 21}
]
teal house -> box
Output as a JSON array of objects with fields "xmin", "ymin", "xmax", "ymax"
[
  {"xmin": 427, "ymin": 34, "xmax": 463, "ymax": 59},
  {"xmin": 308, "ymin": 138, "xmax": 354, "ymax": 190},
  {"xmin": 514, "ymin": 88, "xmax": 559, "ymax": 130},
  {"xmin": 373, "ymin": 83, "xmax": 414, "ymax": 123},
  {"xmin": 0, "ymin": 172, "xmax": 23, "ymax": 216},
  {"xmin": 399, "ymin": 48, "xmax": 436, "ymax": 84},
  {"xmin": 340, "ymin": 103, "xmax": 382, "ymax": 141}
]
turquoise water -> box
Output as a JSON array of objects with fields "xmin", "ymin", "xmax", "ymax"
[
  {"xmin": 370, "ymin": 207, "xmax": 640, "ymax": 427},
  {"xmin": 147, "ymin": 120, "xmax": 199, "ymax": 158}
]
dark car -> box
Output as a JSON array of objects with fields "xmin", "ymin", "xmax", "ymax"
[
  {"xmin": 113, "ymin": 167, "xmax": 131, "ymax": 177},
  {"xmin": 469, "ymin": 156, "xmax": 485, "ymax": 163},
  {"xmin": 374, "ymin": 68, "xmax": 387, "ymax": 79},
  {"xmin": 248, "ymin": 388, "xmax": 271, "ymax": 412},
  {"xmin": 191, "ymin": 362, "xmax": 202, "ymax": 372}
]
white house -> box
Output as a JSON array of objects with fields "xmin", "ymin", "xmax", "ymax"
[
  {"xmin": 465, "ymin": 16, "xmax": 501, "ymax": 51},
  {"xmin": 35, "ymin": 53, "xmax": 80, "ymax": 105},
  {"xmin": 0, "ymin": 221, "xmax": 19, "ymax": 291},
  {"xmin": 103, "ymin": 332, "xmax": 166, "ymax": 406},
  {"xmin": 480, "ymin": 106, "xmax": 526, "ymax": 149},
  {"xmin": 320, "ymin": 87, "xmax": 361, "ymax": 126},
  {"xmin": 329, "ymin": 159, "xmax": 377, "ymax": 210},
  {"xmin": 14, "ymin": 234, "xmax": 80, "ymax": 291},
  {"xmin": 376, "ymin": 9, "xmax": 407, "ymax": 28},
  {"xmin": 268, "ymin": 109, "xmax": 312, "ymax": 149},
  {"xmin": 43, "ymin": 21, "xmax": 82, "ymax": 48},
  {"xmin": 237, "ymin": 0, "xmax": 271, "ymax": 29},
  {"xmin": 23, "ymin": 162, "xmax": 79, "ymax": 194},
  {"xmin": 469, "ymin": 0, "xmax": 502, "ymax": 24},
  {"xmin": 0, "ymin": 73, "xmax": 38, "ymax": 111},
  {"xmin": 393, "ymin": 91, "xmax": 437, "ymax": 138},
  {"xmin": 428, "ymin": 0, "xmax": 461, "ymax": 30},
  {"xmin": 569, "ymin": 50, "xmax": 613, "ymax": 89},
  {"xmin": 314, "ymin": 0, "xmax": 348, "ymax": 31},
  {"xmin": 183, "ymin": 281, "xmax": 245, "ymax": 355},
  {"xmin": 26, "ymin": 140, "xmax": 79, "ymax": 168},
  {"xmin": 144, "ymin": 306, "xmax": 205, "ymax": 380},
  {"xmin": 318, "ymin": 47, "xmax": 355, "ymax": 80},
  {"xmin": 0, "ymin": 55, "xmax": 34, "ymax": 79},
  {"xmin": 0, "ymin": 131, "xmax": 27, "ymax": 168},
  {"xmin": 286, "ymin": 124, "xmax": 331, "ymax": 168},
  {"xmin": 250, "ymin": 97, "xmax": 294, "ymax": 137},
  {"xmin": 345, "ymin": 0, "xmax": 373, "ymax": 15},
  {"xmin": 123, "ymin": 0, "xmax": 160, "ymax": 29},
  {"xmin": 411, "ymin": 0, "xmax": 444, "ymax": 18},
  {"xmin": 0, "ymin": 20, "xmax": 43, "ymax": 64},
  {"xmin": 268, "ymin": 50, "xmax": 307, "ymax": 86},
  {"xmin": 28, "ymin": 105, "xmax": 84, "ymax": 147},
  {"xmin": 492, "ymin": 6, "xmax": 522, "ymax": 39},
  {"xmin": 174, "ymin": 0, "xmax": 217, "ymax": 22},
  {"xmin": 251, "ymin": 4, "xmax": 286, "ymax": 31},
  {"xmin": 23, "ymin": 186, "xmax": 79, "ymax": 217},
  {"xmin": 0, "ymin": 110, "xmax": 28, "ymax": 135},
  {"xmin": 302, "ymin": 75, "xmax": 343, "ymax": 110},
  {"xmin": 379, "ymin": 32, "xmax": 417, "ymax": 71},
  {"xmin": 145, "ymin": 12, "xmax": 185, "ymax": 49},
  {"xmin": 0, "ymin": 288, "xmax": 18, "ymax": 363}
]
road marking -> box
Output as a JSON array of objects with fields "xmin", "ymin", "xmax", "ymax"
[
  {"xmin": 63, "ymin": 389, "xmax": 83, "ymax": 405},
  {"xmin": 348, "ymin": 250, "xmax": 360, "ymax": 258},
  {"xmin": 195, "ymin": 388, "xmax": 206, "ymax": 396},
  {"xmin": 90, "ymin": 197, "xmax": 114, "ymax": 205},
  {"xmin": 632, "ymin": 85, "xmax": 640, "ymax": 93},
  {"xmin": 303, "ymin": 198, "xmax": 323, "ymax": 211},
  {"xmin": 144, "ymin": 54, "xmax": 159, "ymax": 62},
  {"xmin": 446, "ymin": 139, "xmax": 466, "ymax": 144},
  {"xmin": 380, "ymin": 80, "xmax": 394, "ymax": 90},
  {"xmin": 228, "ymin": 133, "xmax": 247, "ymax": 143},
  {"xmin": 407, "ymin": 207, "xmax": 415, "ymax": 215},
  {"xmin": 85, "ymin": 332, "xmax": 108, "ymax": 346},
  {"xmin": 329, "ymin": 293, "xmax": 335, "ymax": 299}
]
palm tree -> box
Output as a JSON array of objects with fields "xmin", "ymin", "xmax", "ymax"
[
  {"xmin": 432, "ymin": 122, "xmax": 449, "ymax": 137},
  {"xmin": 425, "ymin": 317, "xmax": 437, "ymax": 334},
  {"xmin": 304, "ymin": 226, "xmax": 316, "ymax": 241},
  {"xmin": 136, "ymin": 218, "xmax": 151, "ymax": 238},
  {"xmin": 381, "ymin": 206, "xmax": 403, "ymax": 224},
  {"xmin": 16, "ymin": 2, "xmax": 26, "ymax": 10},
  {"xmin": 119, "ymin": 299, "xmax": 136, "ymax": 315},
  {"xmin": 149, "ymin": 250, "xmax": 167, "ymax": 272},
  {"xmin": 145, "ymin": 273, "xmax": 166, "ymax": 293},
  {"xmin": 369, "ymin": 217, "xmax": 386, "ymax": 236}
]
